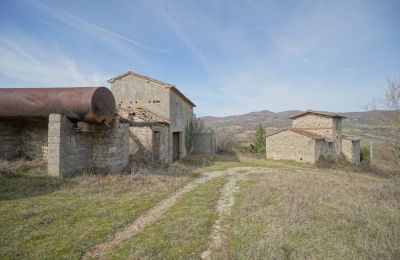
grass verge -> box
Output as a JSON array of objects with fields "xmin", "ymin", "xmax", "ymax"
[
  {"xmin": 0, "ymin": 161, "xmax": 194, "ymax": 259},
  {"xmin": 221, "ymin": 169, "xmax": 400, "ymax": 259},
  {"xmin": 110, "ymin": 176, "xmax": 227, "ymax": 259}
]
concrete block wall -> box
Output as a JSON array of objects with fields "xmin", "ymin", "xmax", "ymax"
[
  {"xmin": 193, "ymin": 133, "xmax": 216, "ymax": 155},
  {"xmin": 48, "ymin": 114, "xmax": 130, "ymax": 177}
]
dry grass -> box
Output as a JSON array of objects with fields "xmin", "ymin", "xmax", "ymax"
[{"xmin": 223, "ymin": 169, "xmax": 400, "ymax": 259}]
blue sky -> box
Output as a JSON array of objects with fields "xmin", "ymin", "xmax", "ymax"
[{"xmin": 0, "ymin": 0, "xmax": 399, "ymax": 116}]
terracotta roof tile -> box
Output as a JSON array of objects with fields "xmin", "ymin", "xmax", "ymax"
[{"xmin": 118, "ymin": 106, "xmax": 171, "ymax": 125}]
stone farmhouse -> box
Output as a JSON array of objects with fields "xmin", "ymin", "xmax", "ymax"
[
  {"xmin": 266, "ymin": 110, "xmax": 360, "ymax": 164},
  {"xmin": 109, "ymin": 71, "xmax": 214, "ymax": 164}
]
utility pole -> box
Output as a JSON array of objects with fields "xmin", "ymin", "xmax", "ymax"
[{"xmin": 370, "ymin": 140, "xmax": 373, "ymax": 165}]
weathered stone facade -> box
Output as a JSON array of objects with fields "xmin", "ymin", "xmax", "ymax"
[
  {"xmin": 48, "ymin": 114, "xmax": 129, "ymax": 177},
  {"xmin": 342, "ymin": 137, "xmax": 361, "ymax": 164},
  {"xmin": 128, "ymin": 124, "xmax": 170, "ymax": 164},
  {"xmin": 0, "ymin": 119, "xmax": 48, "ymax": 161},
  {"xmin": 266, "ymin": 110, "xmax": 361, "ymax": 164},
  {"xmin": 109, "ymin": 71, "xmax": 195, "ymax": 162}
]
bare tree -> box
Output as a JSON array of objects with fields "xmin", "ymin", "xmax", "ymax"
[
  {"xmin": 386, "ymin": 77, "xmax": 400, "ymax": 135},
  {"xmin": 385, "ymin": 77, "xmax": 400, "ymax": 165}
]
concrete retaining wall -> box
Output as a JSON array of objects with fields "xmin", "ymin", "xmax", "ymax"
[
  {"xmin": 193, "ymin": 133, "xmax": 216, "ymax": 155},
  {"xmin": 48, "ymin": 114, "xmax": 130, "ymax": 177}
]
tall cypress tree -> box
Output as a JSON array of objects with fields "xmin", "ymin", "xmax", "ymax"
[{"xmin": 253, "ymin": 124, "xmax": 266, "ymax": 154}]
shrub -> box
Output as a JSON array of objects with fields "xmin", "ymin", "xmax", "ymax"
[
  {"xmin": 185, "ymin": 120, "xmax": 195, "ymax": 154},
  {"xmin": 360, "ymin": 146, "xmax": 370, "ymax": 163},
  {"xmin": 252, "ymin": 124, "xmax": 266, "ymax": 154},
  {"xmin": 217, "ymin": 135, "xmax": 238, "ymax": 154}
]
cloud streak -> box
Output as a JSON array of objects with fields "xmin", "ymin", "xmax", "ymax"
[
  {"xmin": 29, "ymin": 0, "xmax": 170, "ymax": 53},
  {"xmin": 0, "ymin": 28, "xmax": 110, "ymax": 86}
]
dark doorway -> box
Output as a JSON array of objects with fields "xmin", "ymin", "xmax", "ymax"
[
  {"xmin": 173, "ymin": 132, "xmax": 180, "ymax": 161},
  {"xmin": 152, "ymin": 131, "xmax": 160, "ymax": 161}
]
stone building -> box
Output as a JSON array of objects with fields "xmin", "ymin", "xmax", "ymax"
[
  {"xmin": 108, "ymin": 71, "xmax": 196, "ymax": 163},
  {"xmin": 0, "ymin": 87, "xmax": 130, "ymax": 177},
  {"xmin": 266, "ymin": 110, "xmax": 360, "ymax": 164}
]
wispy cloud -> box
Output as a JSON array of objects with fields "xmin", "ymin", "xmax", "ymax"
[
  {"xmin": 148, "ymin": 0, "xmax": 211, "ymax": 73},
  {"xmin": 29, "ymin": 0, "xmax": 170, "ymax": 54},
  {"xmin": 0, "ymin": 28, "xmax": 110, "ymax": 86}
]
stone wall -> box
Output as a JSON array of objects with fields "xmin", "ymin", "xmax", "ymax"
[
  {"xmin": 169, "ymin": 91, "xmax": 194, "ymax": 158},
  {"xmin": 48, "ymin": 114, "xmax": 130, "ymax": 177},
  {"xmin": 292, "ymin": 115, "xmax": 342, "ymax": 157},
  {"xmin": 92, "ymin": 120, "xmax": 130, "ymax": 172},
  {"xmin": 110, "ymin": 73, "xmax": 195, "ymax": 161},
  {"xmin": 128, "ymin": 124, "xmax": 171, "ymax": 164},
  {"xmin": 266, "ymin": 130, "xmax": 316, "ymax": 163},
  {"xmin": 193, "ymin": 133, "xmax": 216, "ymax": 155},
  {"xmin": 0, "ymin": 119, "xmax": 48, "ymax": 161},
  {"xmin": 342, "ymin": 139, "xmax": 360, "ymax": 164},
  {"xmin": 315, "ymin": 140, "xmax": 336, "ymax": 160},
  {"xmin": 21, "ymin": 120, "xmax": 48, "ymax": 160},
  {"xmin": 0, "ymin": 120, "xmax": 21, "ymax": 160},
  {"xmin": 110, "ymin": 74, "xmax": 170, "ymax": 119}
]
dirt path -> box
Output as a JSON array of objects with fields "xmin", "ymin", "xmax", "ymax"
[
  {"xmin": 82, "ymin": 170, "xmax": 226, "ymax": 260},
  {"xmin": 201, "ymin": 167, "xmax": 272, "ymax": 260},
  {"xmin": 82, "ymin": 167, "xmax": 272, "ymax": 259}
]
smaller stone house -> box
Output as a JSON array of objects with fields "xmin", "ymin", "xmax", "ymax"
[{"xmin": 266, "ymin": 110, "xmax": 360, "ymax": 164}]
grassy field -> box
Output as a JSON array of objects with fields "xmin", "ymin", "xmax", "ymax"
[
  {"xmin": 0, "ymin": 160, "xmax": 195, "ymax": 259},
  {"xmin": 1, "ymin": 156, "xmax": 399, "ymax": 259},
  {"xmin": 219, "ymin": 169, "xmax": 400, "ymax": 259}
]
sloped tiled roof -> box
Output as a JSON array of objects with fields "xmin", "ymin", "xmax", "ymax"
[
  {"xmin": 108, "ymin": 71, "xmax": 196, "ymax": 107},
  {"xmin": 266, "ymin": 128, "xmax": 333, "ymax": 142},
  {"xmin": 289, "ymin": 110, "xmax": 346, "ymax": 119},
  {"xmin": 118, "ymin": 106, "xmax": 171, "ymax": 125}
]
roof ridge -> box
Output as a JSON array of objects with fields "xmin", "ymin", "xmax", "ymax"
[{"xmin": 289, "ymin": 110, "xmax": 346, "ymax": 119}]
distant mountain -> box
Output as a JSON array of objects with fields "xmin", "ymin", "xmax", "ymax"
[{"xmin": 200, "ymin": 110, "xmax": 396, "ymax": 145}]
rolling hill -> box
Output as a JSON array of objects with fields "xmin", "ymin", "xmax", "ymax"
[{"xmin": 201, "ymin": 110, "xmax": 397, "ymax": 146}]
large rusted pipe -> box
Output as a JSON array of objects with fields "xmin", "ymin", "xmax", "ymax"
[{"xmin": 0, "ymin": 87, "xmax": 116, "ymax": 123}]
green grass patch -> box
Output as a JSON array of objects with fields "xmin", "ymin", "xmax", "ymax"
[
  {"xmin": 110, "ymin": 176, "xmax": 227, "ymax": 259},
  {"xmin": 0, "ymin": 164, "xmax": 193, "ymax": 259}
]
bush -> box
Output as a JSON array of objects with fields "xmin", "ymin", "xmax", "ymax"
[
  {"xmin": 217, "ymin": 135, "xmax": 238, "ymax": 154},
  {"xmin": 360, "ymin": 147, "xmax": 370, "ymax": 163}
]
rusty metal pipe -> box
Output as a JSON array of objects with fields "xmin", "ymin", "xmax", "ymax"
[{"xmin": 0, "ymin": 87, "xmax": 116, "ymax": 123}]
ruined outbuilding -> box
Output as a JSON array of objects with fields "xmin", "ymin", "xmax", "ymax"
[
  {"xmin": 109, "ymin": 71, "xmax": 196, "ymax": 162},
  {"xmin": 266, "ymin": 110, "xmax": 360, "ymax": 164},
  {"xmin": 0, "ymin": 87, "xmax": 130, "ymax": 177}
]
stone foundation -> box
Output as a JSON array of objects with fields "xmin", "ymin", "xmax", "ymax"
[{"xmin": 47, "ymin": 114, "xmax": 129, "ymax": 177}]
